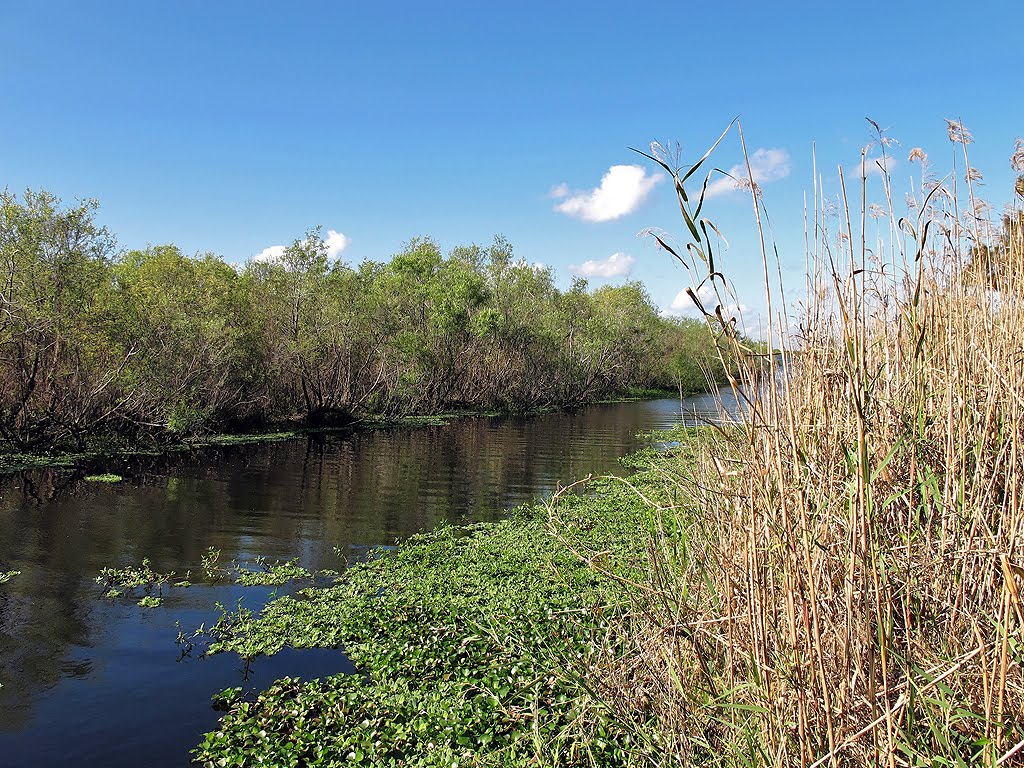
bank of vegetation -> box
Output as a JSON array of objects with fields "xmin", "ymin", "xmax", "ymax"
[
  {"xmin": 191, "ymin": 442, "xmax": 696, "ymax": 767},
  {"xmin": 0, "ymin": 193, "xmax": 730, "ymax": 457},
  {"xmin": 556, "ymin": 125, "xmax": 1024, "ymax": 766},
  {"xmin": 194, "ymin": 122, "xmax": 1024, "ymax": 767}
]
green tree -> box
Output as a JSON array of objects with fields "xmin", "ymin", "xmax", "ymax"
[
  {"xmin": 113, "ymin": 245, "xmax": 259, "ymax": 435},
  {"xmin": 0, "ymin": 189, "xmax": 124, "ymax": 448},
  {"xmin": 660, "ymin": 316, "xmax": 723, "ymax": 396},
  {"xmin": 243, "ymin": 228, "xmax": 366, "ymax": 424}
]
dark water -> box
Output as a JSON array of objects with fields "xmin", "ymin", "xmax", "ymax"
[{"xmin": 0, "ymin": 394, "xmax": 730, "ymax": 768}]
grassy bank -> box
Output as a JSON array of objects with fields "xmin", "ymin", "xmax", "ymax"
[{"xmin": 192, "ymin": 441, "xmax": 697, "ymax": 767}]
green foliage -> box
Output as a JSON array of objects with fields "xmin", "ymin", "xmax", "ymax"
[
  {"xmin": 1, "ymin": 190, "xmax": 726, "ymax": 455},
  {"xmin": 0, "ymin": 189, "xmax": 120, "ymax": 450},
  {"xmin": 233, "ymin": 558, "xmax": 313, "ymax": 587},
  {"xmin": 83, "ymin": 473, "xmax": 122, "ymax": 483},
  {"xmin": 661, "ymin": 316, "xmax": 735, "ymax": 395},
  {"xmin": 193, "ymin": 465, "xmax": 684, "ymax": 767},
  {"xmin": 114, "ymin": 244, "xmax": 261, "ymax": 437},
  {"xmin": 96, "ymin": 557, "xmax": 175, "ymax": 599},
  {"xmin": 202, "ymin": 546, "xmax": 229, "ymax": 582},
  {"xmin": 211, "ymin": 687, "xmax": 243, "ymax": 712},
  {"xmin": 0, "ymin": 570, "xmax": 20, "ymax": 584},
  {"xmin": 96, "ymin": 550, "xmax": 320, "ymax": 615}
]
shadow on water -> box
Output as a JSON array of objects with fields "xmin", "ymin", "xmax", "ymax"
[{"xmin": 0, "ymin": 393, "xmax": 735, "ymax": 768}]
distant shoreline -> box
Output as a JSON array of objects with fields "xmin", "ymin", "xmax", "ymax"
[{"xmin": 0, "ymin": 387, "xmax": 685, "ymax": 474}]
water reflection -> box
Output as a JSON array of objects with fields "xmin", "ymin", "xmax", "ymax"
[{"xmin": 0, "ymin": 394, "xmax": 731, "ymax": 768}]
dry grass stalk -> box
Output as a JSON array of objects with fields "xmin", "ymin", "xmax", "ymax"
[{"xmin": 568, "ymin": 122, "xmax": 1024, "ymax": 766}]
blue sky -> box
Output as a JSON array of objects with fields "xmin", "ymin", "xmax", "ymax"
[{"xmin": 2, "ymin": 1, "xmax": 1020, "ymax": 329}]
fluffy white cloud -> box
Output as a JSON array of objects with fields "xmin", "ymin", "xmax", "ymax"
[
  {"xmin": 664, "ymin": 284, "xmax": 749, "ymax": 322},
  {"xmin": 667, "ymin": 284, "xmax": 713, "ymax": 315},
  {"xmin": 704, "ymin": 148, "xmax": 791, "ymax": 199},
  {"xmin": 323, "ymin": 229, "xmax": 351, "ymax": 259},
  {"xmin": 570, "ymin": 252, "xmax": 635, "ymax": 279},
  {"xmin": 253, "ymin": 244, "xmax": 287, "ymax": 263},
  {"xmin": 552, "ymin": 165, "xmax": 661, "ymax": 222},
  {"xmin": 253, "ymin": 229, "xmax": 350, "ymax": 263}
]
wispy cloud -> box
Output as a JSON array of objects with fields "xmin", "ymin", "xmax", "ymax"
[
  {"xmin": 704, "ymin": 148, "xmax": 791, "ymax": 198},
  {"xmin": 850, "ymin": 154, "xmax": 898, "ymax": 178},
  {"xmin": 552, "ymin": 165, "xmax": 661, "ymax": 222},
  {"xmin": 548, "ymin": 182, "xmax": 569, "ymax": 198},
  {"xmin": 571, "ymin": 252, "xmax": 635, "ymax": 279},
  {"xmin": 254, "ymin": 229, "xmax": 350, "ymax": 263}
]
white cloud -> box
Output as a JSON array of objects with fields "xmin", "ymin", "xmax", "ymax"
[
  {"xmin": 552, "ymin": 165, "xmax": 661, "ymax": 222},
  {"xmin": 664, "ymin": 284, "xmax": 749, "ymax": 322},
  {"xmin": 253, "ymin": 244, "xmax": 287, "ymax": 263},
  {"xmin": 548, "ymin": 182, "xmax": 569, "ymax": 198},
  {"xmin": 323, "ymin": 229, "xmax": 351, "ymax": 259},
  {"xmin": 667, "ymin": 284, "xmax": 713, "ymax": 315},
  {"xmin": 253, "ymin": 229, "xmax": 350, "ymax": 263},
  {"xmin": 570, "ymin": 252, "xmax": 635, "ymax": 279},
  {"xmin": 853, "ymin": 154, "xmax": 898, "ymax": 178},
  {"xmin": 704, "ymin": 148, "xmax": 791, "ymax": 198}
]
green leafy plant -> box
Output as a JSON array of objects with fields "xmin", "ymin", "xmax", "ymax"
[
  {"xmin": 201, "ymin": 546, "xmax": 228, "ymax": 582},
  {"xmin": 233, "ymin": 557, "xmax": 312, "ymax": 587},
  {"xmin": 192, "ymin": 467, "xmax": 679, "ymax": 767},
  {"xmin": 96, "ymin": 557, "xmax": 176, "ymax": 601},
  {"xmin": 210, "ymin": 687, "xmax": 244, "ymax": 712},
  {"xmin": 83, "ymin": 473, "xmax": 123, "ymax": 483}
]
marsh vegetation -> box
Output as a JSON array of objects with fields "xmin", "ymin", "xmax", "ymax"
[
  {"xmin": 194, "ymin": 122, "xmax": 1024, "ymax": 766},
  {"xmin": 0, "ymin": 196, "xmax": 733, "ymax": 457},
  {"xmin": 6, "ymin": 119, "xmax": 1024, "ymax": 767}
]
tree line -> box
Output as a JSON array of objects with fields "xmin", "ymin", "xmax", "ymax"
[{"xmin": 0, "ymin": 189, "xmax": 733, "ymax": 452}]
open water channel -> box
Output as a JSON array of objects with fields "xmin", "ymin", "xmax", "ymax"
[{"xmin": 0, "ymin": 394, "xmax": 731, "ymax": 767}]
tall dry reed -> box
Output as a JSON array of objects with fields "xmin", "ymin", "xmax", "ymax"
[{"xmin": 582, "ymin": 122, "xmax": 1024, "ymax": 766}]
